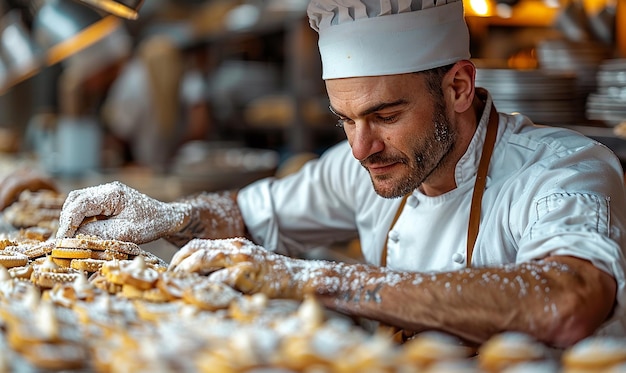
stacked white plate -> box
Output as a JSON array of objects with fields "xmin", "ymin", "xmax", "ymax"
[
  {"xmin": 536, "ymin": 39, "xmax": 612, "ymax": 102},
  {"xmin": 475, "ymin": 67, "xmax": 582, "ymax": 126},
  {"xmin": 586, "ymin": 59, "xmax": 626, "ymax": 127}
]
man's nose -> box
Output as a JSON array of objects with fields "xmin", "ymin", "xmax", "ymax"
[{"xmin": 349, "ymin": 123, "xmax": 384, "ymax": 161}]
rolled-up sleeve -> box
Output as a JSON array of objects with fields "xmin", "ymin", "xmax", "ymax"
[{"xmin": 237, "ymin": 141, "xmax": 369, "ymax": 256}]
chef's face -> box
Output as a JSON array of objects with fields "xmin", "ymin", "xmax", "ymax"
[{"xmin": 326, "ymin": 72, "xmax": 457, "ymax": 198}]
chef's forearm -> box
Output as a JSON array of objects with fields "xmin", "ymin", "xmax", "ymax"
[
  {"xmin": 165, "ymin": 191, "xmax": 247, "ymax": 247},
  {"xmin": 314, "ymin": 267, "xmax": 531, "ymax": 345},
  {"xmin": 314, "ymin": 258, "xmax": 615, "ymax": 347}
]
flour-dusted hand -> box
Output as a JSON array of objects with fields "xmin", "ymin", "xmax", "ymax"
[
  {"xmin": 56, "ymin": 181, "xmax": 191, "ymax": 244},
  {"xmin": 169, "ymin": 237, "xmax": 339, "ymax": 300}
]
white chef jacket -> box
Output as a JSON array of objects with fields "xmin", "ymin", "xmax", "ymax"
[{"xmin": 238, "ymin": 93, "xmax": 626, "ymax": 335}]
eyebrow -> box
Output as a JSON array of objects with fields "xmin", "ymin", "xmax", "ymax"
[{"xmin": 329, "ymin": 99, "xmax": 408, "ymax": 118}]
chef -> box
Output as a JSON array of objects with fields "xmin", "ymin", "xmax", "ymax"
[{"xmin": 56, "ymin": 0, "xmax": 626, "ymax": 347}]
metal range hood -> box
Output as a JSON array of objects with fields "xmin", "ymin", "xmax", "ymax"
[
  {"xmin": 0, "ymin": 0, "xmax": 144, "ymax": 94},
  {"xmin": 77, "ymin": 0, "xmax": 143, "ymax": 20}
]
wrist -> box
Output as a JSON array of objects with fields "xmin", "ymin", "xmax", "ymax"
[
  {"xmin": 299, "ymin": 260, "xmax": 346, "ymax": 297},
  {"xmin": 164, "ymin": 191, "xmax": 246, "ymax": 247},
  {"xmin": 165, "ymin": 202, "xmax": 193, "ymax": 238}
]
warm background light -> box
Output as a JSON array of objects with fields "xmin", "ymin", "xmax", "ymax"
[
  {"xmin": 464, "ymin": 0, "xmax": 559, "ymax": 25},
  {"xmin": 468, "ymin": 0, "xmax": 493, "ymax": 16}
]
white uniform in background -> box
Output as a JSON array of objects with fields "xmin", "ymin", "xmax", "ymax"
[
  {"xmin": 103, "ymin": 36, "xmax": 207, "ymax": 170},
  {"xmin": 238, "ymin": 92, "xmax": 626, "ymax": 336}
]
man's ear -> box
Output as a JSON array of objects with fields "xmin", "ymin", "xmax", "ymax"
[{"xmin": 445, "ymin": 60, "xmax": 476, "ymax": 114}]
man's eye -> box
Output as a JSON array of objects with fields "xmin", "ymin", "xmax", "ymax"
[{"xmin": 378, "ymin": 114, "xmax": 398, "ymax": 124}]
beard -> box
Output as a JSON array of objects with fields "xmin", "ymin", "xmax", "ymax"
[{"xmin": 363, "ymin": 100, "xmax": 457, "ymax": 199}]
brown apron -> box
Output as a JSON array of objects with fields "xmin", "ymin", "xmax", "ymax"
[{"xmin": 381, "ymin": 104, "xmax": 500, "ymax": 342}]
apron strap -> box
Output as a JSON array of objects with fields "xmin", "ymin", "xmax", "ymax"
[{"xmin": 465, "ymin": 104, "xmax": 499, "ymax": 267}]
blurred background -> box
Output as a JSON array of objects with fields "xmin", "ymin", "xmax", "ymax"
[{"xmin": 0, "ymin": 0, "xmax": 623, "ymax": 201}]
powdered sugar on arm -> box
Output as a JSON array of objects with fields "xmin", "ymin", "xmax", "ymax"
[
  {"xmin": 164, "ymin": 191, "xmax": 246, "ymax": 247},
  {"xmin": 315, "ymin": 257, "xmax": 615, "ymax": 348},
  {"xmin": 170, "ymin": 239, "xmax": 616, "ymax": 348}
]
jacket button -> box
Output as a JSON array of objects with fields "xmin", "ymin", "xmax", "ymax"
[
  {"xmin": 406, "ymin": 195, "xmax": 418, "ymax": 208},
  {"xmin": 452, "ymin": 252, "xmax": 465, "ymax": 264},
  {"xmin": 388, "ymin": 230, "xmax": 400, "ymax": 242}
]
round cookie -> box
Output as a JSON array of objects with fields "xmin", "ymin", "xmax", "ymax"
[
  {"xmin": 12, "ymin": 240, "xmax": 55, "ymax": 259},
  {"xmin": 400, "ymin": 331, "xmax": 475, "ymax": 368},
  {"xmin": 91, "ymin": 249, "xmax": 128, "ymax": 261},
  {"xmin": 50, "ymin": 257, "xmax": 73, "ymax": 268},
  {"xmin": 182, "ymin": 280, "xmax": 242, "ymax": 311},
  {"xmin": 31, "ymin": 256, "xmax": 81, "ymax": 289},
  {"xmin": 562, "ymin": 336, "xmax": 626, "ymax": 372},
  {"xmin": 9, "ymin": 265, "xmax": 34, "ymax": 280},
  {"xmin": 51, "ymin": 248, "xmax": 92, "ymax": 260},
  {"xmin": 70, "ymin": 258, "xmax": 106, "ymax": 273},
  {"xmin": 101, "ymin": 260, "xmax": 126, "ymax": 286},
  {"xmin": 0, "ymin": 251, "xmax": 29, "ymax": 268},
  {"xmin": 157, "ymin": 271, "xmax": 206, "ymax": 300},
  {"xmin": 32, "ymin": 271, "xmax": 81, "ymax": 289},
  {"xmin": 119, "ymin": 256, "xmax": 159, "ymax": 291},
  {"xmin": 56, "ymin": 235, "xmax": 142, "ymax": 256},
  {"xmin": 478, "ymin": 332, "xmax": 548, "ymax": 372}
]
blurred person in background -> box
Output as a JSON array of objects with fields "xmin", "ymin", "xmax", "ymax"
[{"xmin": 101, "ymin": 35, "xmax": 213, "ymax": 172}]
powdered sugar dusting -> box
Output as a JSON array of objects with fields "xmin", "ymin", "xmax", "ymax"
[
  {"xmin": 174, "ymin": 191, "xmax": 245, "ymax": 242},
  {"xmin": 56, "ymin": 181, "xmax": 191, "ymax": 244},
  {"xmin": 169, "ymin": 237, "xmax": 580, "ymax": 343}
]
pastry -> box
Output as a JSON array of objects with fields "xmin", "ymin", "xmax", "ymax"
[
  {"xmin": 46, "ymin": 273, "xmax": 101, "ymax": 307},
  {"xmin": 0, "ymin": 251, "xmax": 29, "ymax": 268},
  {"xmin": 30, "ymin": 256, "xmax": 81, "ymax": 289},
  {"xmin": 51, "ymin": 247, "xmax": 92, "ymax": 260},
  {"xmin": 562, "ymin": 336, "xmax": 626, "ymax": 372},
  {"xmin": 56, "ymin": 234, "xmax": 142, "ymax": 256},
  {"xmin": 3, "ymin": 190, "xmax": 64, "ymax": 229},
  {"xmin": 478, "ymin": 332, "xmax": 548, "ymax": 372},
  {"xmin": 10, "ymin": 239, "xmax": 55, "ymax": 259},
  {"xmin": 400, "ymin": 331, "xmax": 475, "ymax": 368},
  {"xmin": 182, "ymin": 280, "xmax": 242, "ymax": 311},
  {"xmin": 70, "ymin": 258, "xmax": 106, "ymax": 273},
  {"xmin": 119, "ymin": 255, "xmax": 159, "ymax": 291},
  {"xmin": 8, "ymin": 265, "xmax": 34, "ymax": 280},
  {"xmin": 91, "ymin": 248, "xmax": 128, "ymax": 261},
  {"xmin": 157, "ymin": 270, "xmax": 208, "ymax": 300}
]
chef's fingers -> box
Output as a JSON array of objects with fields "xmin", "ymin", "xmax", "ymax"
[
  {"xmin": 57, "ymin": 198, "xmax": 114, "ymax": 238},
  {"xmin": 170, "ymin": 249, "xmax": 208, "ymax": 273},
  {"xmin": 56, "ymin": 201, "xmax": 94, "ymax": 238},
  {"xmin": 208, "ymin": 262, "xmax": 259, "ymax": 294},
  {"xmin": 56, "ymin": 182, "xmax": 128, "ymax": 238},
  {"xmin": 169, "ymin": 239, "xmax": 208, "ymax": 270},
  {"xmin": 72, "ymin": 217, "xmax": 135, "ymax": 242},
  {"xmin": 171, "ymin": 245, "xmax": 233, "ymax": 274},
  {"xmin": 170, "ymin": 238, "xmax": 253, "ymax": 269}
]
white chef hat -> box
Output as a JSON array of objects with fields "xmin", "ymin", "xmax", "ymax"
[{"xmin": 307, "ymin": 0, "xmax": 471, "ymax": 79}]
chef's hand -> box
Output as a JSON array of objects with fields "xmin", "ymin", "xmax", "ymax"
[
  {"xmin": 169, "ymin": 237, "xmax": 327, "ymax": 300},
  {"xmin": 0, "ymin": 168, "xmax": 59, "ymax": 211},
  {"xmin": 56, "ymin": 181, "xmax": 191, "ymax": 244}
]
